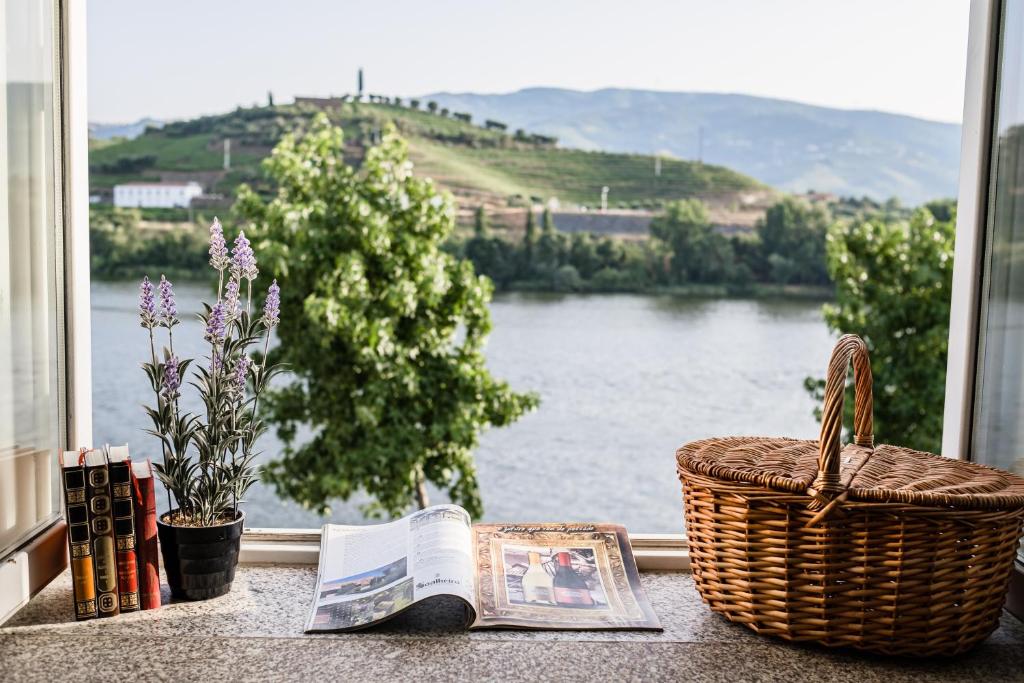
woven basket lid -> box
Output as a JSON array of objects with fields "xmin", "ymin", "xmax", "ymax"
[{"xmin": 677, "ymin": 335, "xmax": 1024, "ymax": 512}]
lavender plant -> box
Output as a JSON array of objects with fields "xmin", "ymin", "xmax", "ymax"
[{"xmin": 140, "ymin": 219, "xmax": 282, "ymax": 527}]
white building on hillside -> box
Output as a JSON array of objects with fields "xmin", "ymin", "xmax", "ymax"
[{"xmin": 113, "ymin": 181, "xmax": 203, "ymax": 208}]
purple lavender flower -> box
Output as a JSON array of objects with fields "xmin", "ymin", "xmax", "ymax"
[
  {"xmin": 234, "ymin": 356, "xmax": 250, "ymax": 392},
  {"xmin": 223, "ymin": 278, "xmax": 240, "ymax": 320},
  {"xmin": 139, "ymin": 276, "xmax": 157, "ymax": 329},
  {"xmin": 210, "ymin": 350, "xmax": 223, "ymax": 374},
  {"xmin": 204, "ymin": 302, "xmax": 227, "ymax": 344},
  {"xmin": 262, "ymin": 279, "xmax": 280, "ymax": 328},
  {"xmin": 162, "ymin": 355, "xmax": 181, "ymax": 399},
  {"xmin": 158, "ymin": 275, "xmax": 177, "ymax": 326},
  {"xmin": 209, "ymin": 217, "xmax": 229, "ymax": 272},
  {"xmin": 231, "ymin": 231, "xmax": 258, "ymax": 281}
]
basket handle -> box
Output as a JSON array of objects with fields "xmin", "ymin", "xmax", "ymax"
[{"xmin": 810, "ymin": 334, "xmax": 873, "ymax": 505}]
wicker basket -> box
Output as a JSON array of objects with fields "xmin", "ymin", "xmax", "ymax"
[{"xmin": 676, "ymin": 334, "xmax": 1024, "ymax": 656}]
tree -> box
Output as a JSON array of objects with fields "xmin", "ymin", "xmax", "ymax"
[
  {"xmin": 551, "ymin": 264, "xmax": 582, "ymax": 292},
  {"xmin": 427, "ymin": 101, "xmax": 438, "ymax": 114},
  {"xmin": 409, "ymin": 99, "xmax": 420, "ymax": 110},
  {"xmin": 535, "ymin": 216, "xmax": 565, "ymax": 273},
  {"xmin": 234, "ymin": 115, "xmax": 537, "ymax": 518},
  {"xmin": 568, "ymin": 233, "xmax": 601, "ymax": 279},
  {"xmin": 465, "ymin": 209, "xmax": 515, "ymax": 289},
  {"xmin": 267, "ymin": 91, "xmax": 274, "ymax": 107},
  {"xmin": 542, "ymin": 207, "xmax": 556, "ymax": 233},
  {"xmin": 804, "ymin": 206, "xmax": 955, "ymax": 453},
  {"xmin": 522, "ymin": 208, "xmax": 537, "ymax": 272},
  {"xmin": 649, "ymin": 199, "xmax": 734, "ymax": 283},
  {"xmin": 473, "ymin": 205, "xmax": 489, "ymax": 238},
  {"xmin": 757, "ymin": 197, "xmax": 831, "ymax": 285}
]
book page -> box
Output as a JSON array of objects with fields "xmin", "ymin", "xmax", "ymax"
[
  {"xmin": 304, "ymin": 504, "xmax": 476, "ymax": 632},
  {"xmin": 469, "ymin": 523, "xmax": 661, "ymax": 630}
]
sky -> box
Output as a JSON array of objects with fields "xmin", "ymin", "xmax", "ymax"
[{"xmin": 88, "ymin": 0, "xmax": 971, "ymax": 124}]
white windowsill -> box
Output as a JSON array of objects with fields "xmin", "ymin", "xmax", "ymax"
[{"xmin": 239, "ymin": 528, "xmax": 691, "ymax": 571}]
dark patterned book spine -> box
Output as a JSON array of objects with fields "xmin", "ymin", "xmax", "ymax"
[
  {"xmin": 108, "ymin": 446, "xmax": 140, "ymax": 612},
  {"xmin": 131, "ymin": 458, "xmax": 161, "ymax": 610},
  {"xmin": 60, "ymin": 451, "xmax": 97, "ymax": 621},
  {"xmin": 84, "ymin": 449, "xmax": 120, "ymax": 617}
]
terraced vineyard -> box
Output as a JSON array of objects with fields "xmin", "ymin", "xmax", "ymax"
[{"xmin": 89, "ymin": 100, "xmax": 765, "ymax": 211}]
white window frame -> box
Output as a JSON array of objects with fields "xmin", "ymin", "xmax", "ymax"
[
  {"xmin": 943, "ymin": 0, "xmax": 1024, "ymax": 613},
  {"xmin": 0, "ymin": 0, "xmax": 92, "ymax": 624},
  {"xmin": 33, "ymin": 0, "xmax": 1001, "ymax": 578},
  {"xmin": 238, "ymin": 528, "xmax": 689, "ymax": 570},
  {"xmin": 14, "ymin": 0, "xmax": 1004, "ymax": 584},
  {"xmin": 942, "ymin": 0, "xmax": 999, "ymax": 461}
]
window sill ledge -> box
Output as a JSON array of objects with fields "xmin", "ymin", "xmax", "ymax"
[{"xmin": 238, "ymin": 529, "xmax": 691, "ymax": 571}]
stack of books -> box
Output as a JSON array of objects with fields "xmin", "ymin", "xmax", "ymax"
[{"xmin": 60, "ymin": 445, "xmax": 161, "ymax": 620}]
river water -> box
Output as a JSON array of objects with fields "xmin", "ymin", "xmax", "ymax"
[{"xmin": 90, "ymin": 281, "xmax": 834, "ymax": 533}]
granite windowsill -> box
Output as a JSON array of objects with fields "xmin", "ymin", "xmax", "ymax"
[{"xmin": 2, "ymin": 565, "xmax": 1023, "ymax": 681}]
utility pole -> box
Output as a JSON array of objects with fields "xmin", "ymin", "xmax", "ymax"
[
  {"xmin": 654, "ymin": 156, "xmax": 661, "ymax": 177},
  {"xmin": 600, "ymin": 186, "xmax": 609, "ymax": 212},
  {"xmin": 223, "ymin": 138, "xmax": 231, "ymax": 170},
  {"xmin": 358, "ymin": 67, "xmax": 364, "ymax": 101}
]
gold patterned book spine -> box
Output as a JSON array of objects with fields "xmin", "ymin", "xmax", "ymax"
[
  {"xmin": 61, "ymin": 451, "xmax": 97, "ymax": 621},
  {"xmin": 108, "ymin": 446, "xmax": 140, "ymax": 612},
  {"xmin": 84, "ymin": 449, "xmax": 120, "ymax": 617}
]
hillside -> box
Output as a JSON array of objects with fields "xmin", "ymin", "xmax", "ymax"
[
  {"xmin": 88, "ymin": 101, "xmax": 766, "ymax": 215},
  {"xmin": 424, "ymin": 88, "xmax": 962, "ymax": 206}
]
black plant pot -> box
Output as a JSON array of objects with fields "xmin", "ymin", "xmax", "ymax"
[{"xmin": 157, "ymin": 509, "xmax": 244, "ymax": 601}]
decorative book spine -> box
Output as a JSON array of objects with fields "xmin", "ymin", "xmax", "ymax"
[
  {"xmin": 131, "ymin": 458, "xmax": 161, "ymax": 610},
  {"xmin": 84, "ymin": 449, "xmax": 120, "ymax": 617},
  {"xmin": 60, "ymin": 451, "xmax": 97, "ymax": 621},
  {"xmin": 108, "ymin": 446, "xmax": 140, "ymax": 612}
]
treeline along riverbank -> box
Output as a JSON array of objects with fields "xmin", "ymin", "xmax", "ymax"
[{"xmin": 91, "ymin": 195, "xmax": 943, "ymax": 298}]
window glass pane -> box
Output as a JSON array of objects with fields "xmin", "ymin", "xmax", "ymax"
[
  {"xmin": 87, "ymin": 4, "xmax": 965, "ymax": 532},
  {"xmin": 0, "ymin": 0, "xmax": 62, "ymax": 557},
  {"xmin": 973, "ymin": 0, "xmax": 1024, "ymax": 561}
]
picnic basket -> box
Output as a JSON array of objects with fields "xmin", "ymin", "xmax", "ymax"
[{"xmin": 676, "ymin": 334, "xmax": 1024, "ymax": 656}]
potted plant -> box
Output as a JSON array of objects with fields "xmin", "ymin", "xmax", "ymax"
[{"xmin": 139, "ymin": 218, "xmax": 281, "ymax": 600}]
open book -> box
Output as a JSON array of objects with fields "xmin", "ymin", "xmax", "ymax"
[{"xmin": 305, "ymin": 504, "xmax": 661, "ymax": 632}]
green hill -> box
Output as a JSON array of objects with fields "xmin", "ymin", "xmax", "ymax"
[
  {"xmin": 88, "ymin": 101, "xmax": 765, "ymax": 210},
  {"xmin": 427, "ymin": 88, "xmax": 962, "ymax": 206}
]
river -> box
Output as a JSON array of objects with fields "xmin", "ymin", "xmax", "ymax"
[{"xmin": 90, "ymin": 280, "xmax": 834, "ymax": 533}]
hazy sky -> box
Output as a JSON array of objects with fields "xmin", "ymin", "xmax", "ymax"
[{"xmin": 88, "ymin": 0, "xmax": 971, "ymax": 124}]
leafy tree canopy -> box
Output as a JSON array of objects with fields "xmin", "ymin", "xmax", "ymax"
[
  {"xmin": 650, "ymin": 199, "xmax": 735, "ymax": 284},
  {"xmin": 805, "ymin": 204, "xmax": 955, "ymax": 453},
  {"xmin": 757, "ymin": 196, "xmax": 831, "ymax": 285},
  {"xmin": 234, "ymin": 114, "xmax": 537, "ymax": 518}
]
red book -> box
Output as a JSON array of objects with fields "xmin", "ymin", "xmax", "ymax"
[
  {"xmin": 107, "ymin": 446, "xmax": 140, "ymax": 612},
  {"xmin": 131, "ymin": 458, "xmax": 161, "ymax": 609}
]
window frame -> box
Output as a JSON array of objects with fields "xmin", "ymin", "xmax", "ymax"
[
  {"xmin": 942, "ymin": 0, "xmax": 1024, "ymax": 617},
  {"xmin": 942, "ymin": 0, "xmax": 1000, "ymax": 461},
  {"xmin": 0, "ymin": 0, "xmax": 91, "ymax": 624},
  {"xmin": 48, "ymin": 0, "xmax": 1000, "ymax": 576},
  {"xmin": 239, "ymin": 528, "xmax": 689, "ymax": 571}
]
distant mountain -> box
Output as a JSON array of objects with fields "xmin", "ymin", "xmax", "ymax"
[
  {"xmin": 89, "ymin": 118, "xmax": 163, "ymax": 140},
  {"xmin": 423, "ymin": 88, "xmax": 961, "ymax": 206}
]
